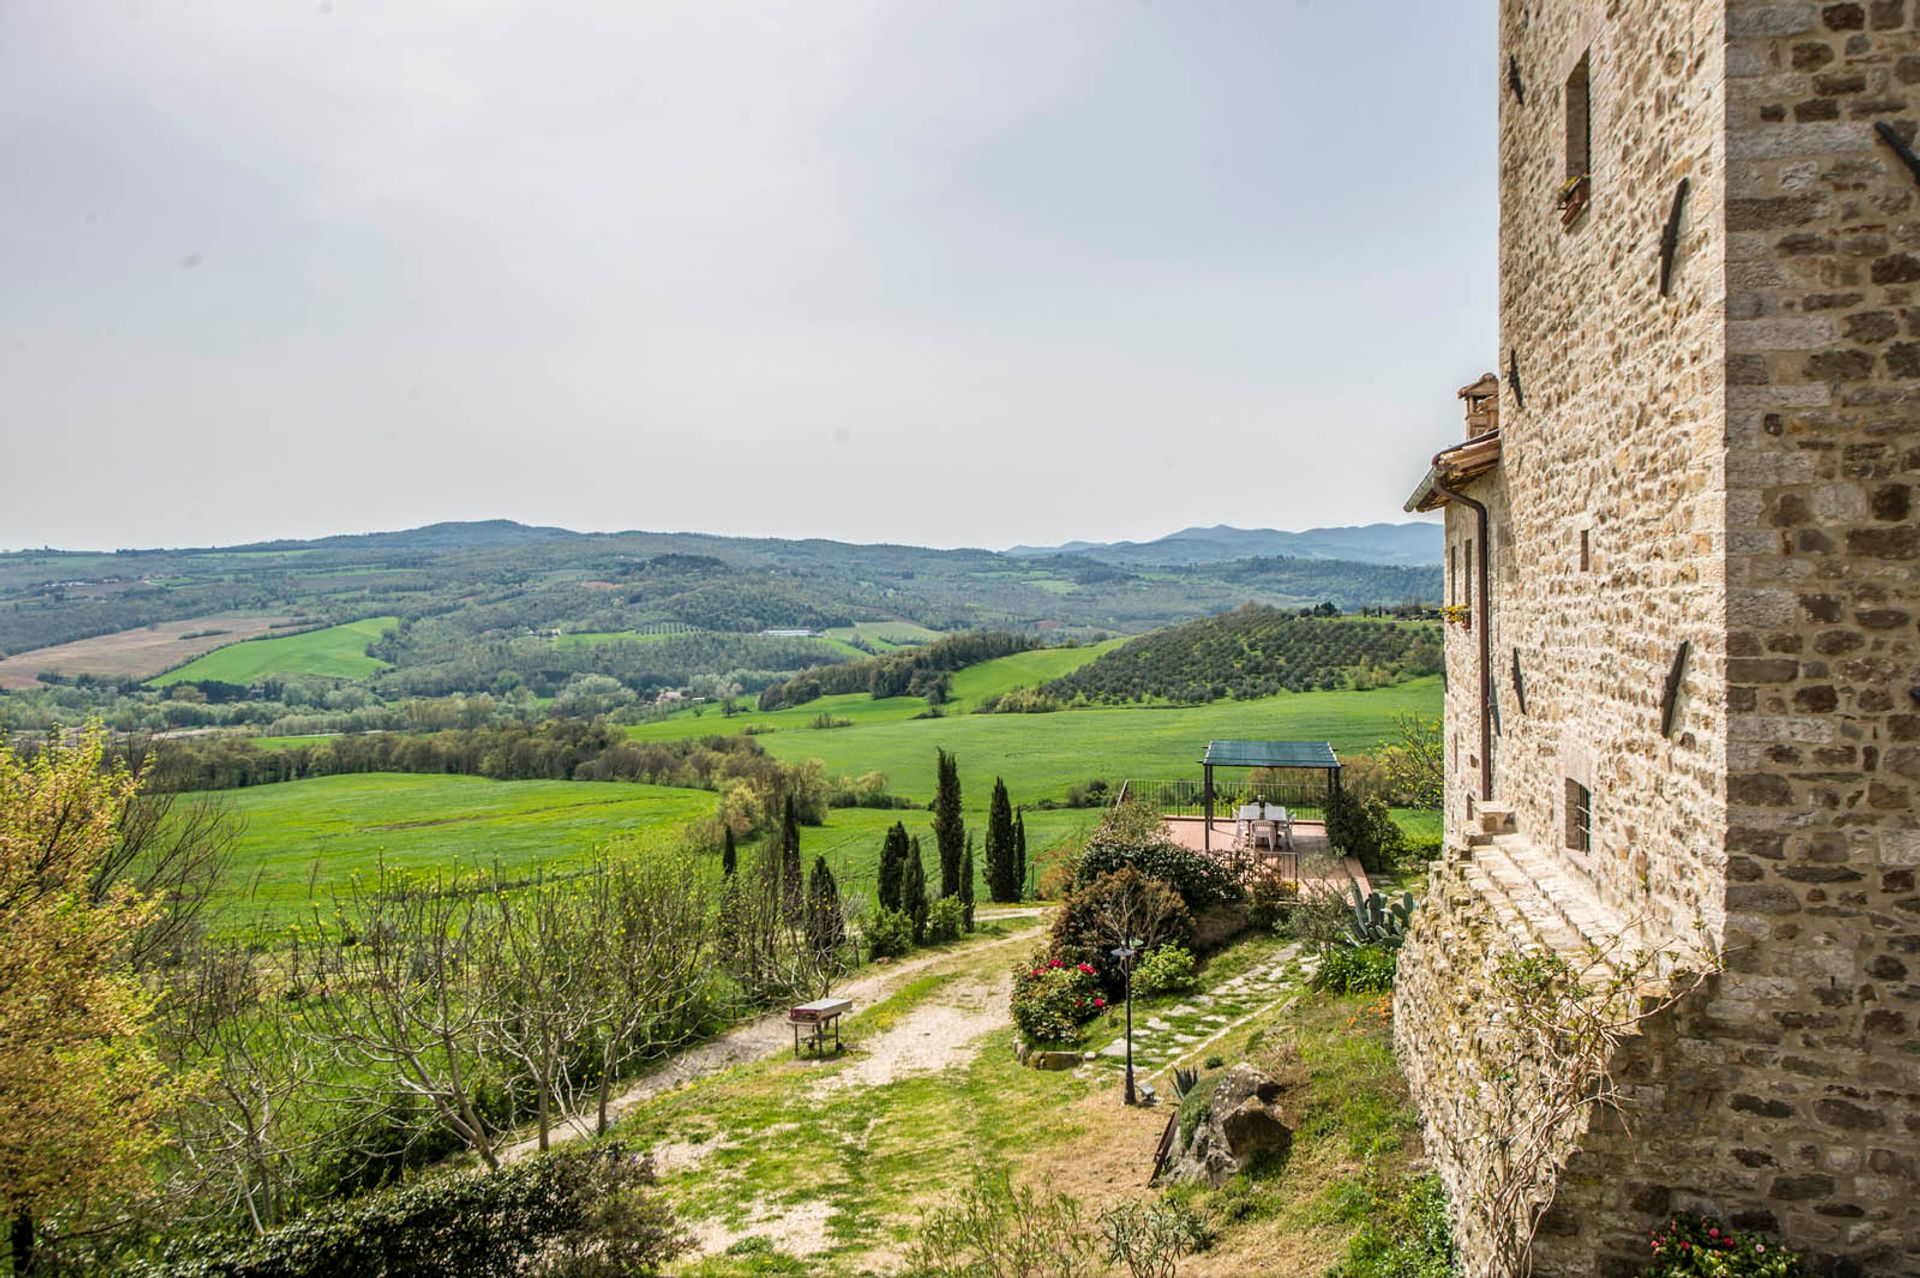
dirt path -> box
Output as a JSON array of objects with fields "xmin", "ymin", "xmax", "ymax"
[{"xmin": 504, "ymin": 914, "xmax": 1044, "ymax": 1160}]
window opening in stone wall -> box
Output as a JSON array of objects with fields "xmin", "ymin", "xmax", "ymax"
[
  {"xmin": 1579, "ymin": 528, "xmax": 1590, "ymax": 572},
  {"xmin": 1450, "ymin": 542, "xmax": 1458, "ymax": 604},
  {"xmin": 1465, "ymin": 539, "xmax": 1475, "ymax": 609},
  {"xmin": 1565, "ymin": 777, "xmax": 1591, "ymax": 854},
  {"xmin": 1559, "ymin": 52, "xmax": 1592, "ymax": 225}
]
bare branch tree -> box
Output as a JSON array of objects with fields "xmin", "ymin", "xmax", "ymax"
[{"xmin": 286, "ymin": 867, "xmax": 504, "ymax": 1169}]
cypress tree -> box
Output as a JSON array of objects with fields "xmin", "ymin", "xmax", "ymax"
[
  {"xmin": 985, "ymin": 776, "xmax": 1016, "ymax": 902},
  {"xmin": 807, "ymin": 854, "xmax": 846, "ymax": 959},
  {"xmin": 960, "ymin": 833, "xmax": 976, "ymax": 932},
  {"xmin": 721, "ymin": 825, "xmax": 737, "ymax": 879},
  {"xmin": 933, "ymin": 748, "xmax": 964, "ymax": 898},
  {"xmin": 876, "ymin": 821, "xmax": 908, "ymax": 912},
  {"xmin": 903, "ymin": 836, "xmax": 929, "ymax": 944},
  {"xmin": 1014, "ymin": 811, "xmax": 1028, "ymax": 901},
  {"xmin": 780, "ymin": 795, "xmax": 803, "ymax": 919}
]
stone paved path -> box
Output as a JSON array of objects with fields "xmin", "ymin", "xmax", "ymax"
[{"xmin": 1079, "ymin": 943, "xmax": 1318, "ymax": 1082}]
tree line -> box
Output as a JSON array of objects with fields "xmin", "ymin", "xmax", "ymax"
[{"xmin": 755, "ymin": 631, "xmax": 1039, "ymax": 711}]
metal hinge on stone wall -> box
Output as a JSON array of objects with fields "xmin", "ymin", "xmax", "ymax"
[
  {"xmin": 1659, "ymin": 178, "xmax": 1690, "ymax": 297},
  {"xmin": 1507, "ymin": 349, "xmax": 1524, "ymax": 410},
  {"xmin": 1660, "ymin": 640, "xmax": 1691, "ymax": 738},
  {"xmin": 1873, "ymin": 122, "xmax": 1920, "ymax": 189}
]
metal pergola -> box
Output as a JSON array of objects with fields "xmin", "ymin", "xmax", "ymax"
[{"xmin": 1200, "ymin": 739, "xmax": 1342, "ymax": 854}]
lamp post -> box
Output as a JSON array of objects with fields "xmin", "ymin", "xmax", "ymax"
[{"xmin": 1111, "ymin": 937, "xmax": 1141, "ymax": 1105}]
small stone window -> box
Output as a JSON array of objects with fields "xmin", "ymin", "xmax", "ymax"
[
  {"xmin": 1560, "ymin": 52, "xmax": 1592, "ymax": 225},
  {"xmin": 1464, "ymin": 539, "xmax": 1475, "ymax": 609},
  {"xmin": 1565, "ymin": 778, "xmax": 1592, "ymax": 854},
  {"xmin": 1450, "ymin": 543, "xmax": 1458, "ymax": 604},
  {"xmin": 1579, "ymin": 528, "xmax": 1590, "ymax": 572}
]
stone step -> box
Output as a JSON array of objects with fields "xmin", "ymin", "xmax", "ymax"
[{"xmin": 1460, "ymin": 837, "xmax": 1638, "ymax": 972}]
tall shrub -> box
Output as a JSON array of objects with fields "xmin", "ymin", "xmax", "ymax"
[
  {"xmin": 903, "ymin": 837, "xmax": 930, "ymax": 944},
  {"xmin": 985, "ymin": 776, "xmax": 1017, "ymax": 902},
  {"xmin": 934, "ymin": 749, "xmax": 964, "ymax": 898},
  {"xmin": 877, "ymin": 821, "xmax": 909, "ymax": 913}
]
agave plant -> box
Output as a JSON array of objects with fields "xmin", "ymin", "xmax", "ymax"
[
  {"xmin": 1339, "ymin": 883, "xmax": 1417, "ymax": 950},
  {"xmin": 1170, "ymin": 1066, "xmax": 1201, "ymax": 1101}
]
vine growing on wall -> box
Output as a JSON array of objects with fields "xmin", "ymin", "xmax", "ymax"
[{"xmin": 1462, "ymin": 923, "xmax": 1722, "ymax": 1278}]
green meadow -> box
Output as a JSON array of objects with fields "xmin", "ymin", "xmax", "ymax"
[
  {"xmin": 202, "ymin": 773, "xmax": 716, "ymax": 924},
  {"xmin": 200, "ymin": 772, "xmax": 1100, "ymax": 926},
  {"xmin": 152, "ymin": 616, "xmax": 397, "ymax": 686},
  {"xmin": 942, "ymin": 637, "xmax": 1127, "ymax": 711},
  {"xmin": 749, "ymin": 677, "xmax": 1443, "ymax": 802}
]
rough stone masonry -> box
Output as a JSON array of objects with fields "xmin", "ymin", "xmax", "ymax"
[{"xmin": 1395, "ymin": 2, "xmax": 1920, "ymax": 1274}]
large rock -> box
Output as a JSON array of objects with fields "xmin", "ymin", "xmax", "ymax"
[{"xmin": 1163, "ymin": 1064, "xmax": 1292, "ymax": 1187}]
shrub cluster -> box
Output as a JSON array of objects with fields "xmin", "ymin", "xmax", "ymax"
[
  {"xmin": 137, "ymin": 1145, "xmax": 685, "ymax": 1278},
  {"xmin": 1311, "ymin": 945, "xmax": 1398, "ymax": 994},
  {"xmin": 1077, "ymin": 835, "xmax": 1242, "ymax": 910},
  {"xmin": 1132, "ymin": 943, "xmax": 1198, "ymax": 997}
]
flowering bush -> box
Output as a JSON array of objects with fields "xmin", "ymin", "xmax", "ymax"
[
  {"xmin": 1641, "ymin": 1216, "xmax": 1808, "ymax": 1277},
  {"xmin": 1011, "ymin": 956, "xmax": 1104, "ymax": 1044}
]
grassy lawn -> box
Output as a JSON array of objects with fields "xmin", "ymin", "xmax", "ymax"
[
  {"xmin": 199, "ymin": 773, "xmax": 716, "ymax": 925},
  {"xmin": 151, "ymin": 616, "xmax": 397, "ymax": 686},
  {"xmin": 612, "ymin": 924, "xmax": 1431, "ymax": 1277}
]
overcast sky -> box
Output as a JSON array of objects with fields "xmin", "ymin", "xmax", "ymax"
[{"xmin": 2, "ymin": 0, "xmax": 1496, "ymax": 553}]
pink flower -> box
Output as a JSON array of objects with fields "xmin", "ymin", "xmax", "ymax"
[
  {"xmin": 1048, "ymin": 959, "xmax": 1063, "ymax": 969},
  {"xmin": 1093, "ymin": 998, "xmax": 1106, "ymax": 1009}
]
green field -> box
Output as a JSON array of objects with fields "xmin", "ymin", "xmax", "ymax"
[
  {"xmin": 823, "ymin": 620, "xmax": 943, "ymax": 649},
  {"xmin": 942, "ymin": 638, "xmax": 1127, "ymax": 712},
  {"xmin": 202, "ymin": 773, "xmax": 718, "ymax": 924},
  {"xmin": 200, "ymin": 772, "xmax": 1098, "ymax": 925},
  {"xmin": 670, "ymin": 677, "xmax": 1439, "ymax": 803},
  {"xmin": 152, "ymin": 617, "xmax": 397, "ymax": 686}
]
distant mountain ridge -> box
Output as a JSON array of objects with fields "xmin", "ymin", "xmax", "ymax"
[{"xmin": 1004, "ymin": 522, "xmax": 1442, "ymax": 568}]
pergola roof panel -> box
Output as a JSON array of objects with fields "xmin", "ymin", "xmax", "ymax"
[{"xmin": 1201, "ymin": 739, "xmax": 1340, "ymax": 769}]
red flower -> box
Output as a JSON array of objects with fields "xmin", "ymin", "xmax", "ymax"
[
  {"xmin": 1093, "ymin": 998, "xmax": 1106, "ymax": 1009},
  {"xmin": 1048, "ymin": 959, "xmax": 1063, "ymax": 969}
]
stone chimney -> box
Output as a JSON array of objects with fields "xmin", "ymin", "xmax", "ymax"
[{"xmin": 1458, "ymin": 373, "xmax": 1498, "ymax": 438}]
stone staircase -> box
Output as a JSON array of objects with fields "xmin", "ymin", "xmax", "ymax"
[{"xmin": 1451, "ymin": 806, "xmax": 1647, "ymax": 968}]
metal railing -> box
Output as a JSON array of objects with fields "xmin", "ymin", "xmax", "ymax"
[{"xmin": 1119, "ymin": 777, "xmax": 1331, "ymax": 822}]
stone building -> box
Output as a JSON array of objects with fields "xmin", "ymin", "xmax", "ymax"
[{"xmin": 1395, "ymin": 2, "xmax": 1920, "ymax": 1274}]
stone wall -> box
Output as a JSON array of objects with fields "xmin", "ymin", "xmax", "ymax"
[
  {"xmin": 1714, "ymin": 0, "xmax": 1920, "ymax": 1264},
  {"xmin": 1398, "ymin": 0, "xmax": 1920, "ymax": 1274}
]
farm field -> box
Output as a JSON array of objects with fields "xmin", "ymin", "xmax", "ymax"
[
  {"xmin": 823, "ymin": 620, "xmax": 942, "ymax": 648},
  {"xmin": 201, "ymin": 773, "xmax": 719, "ymax": 925},
  {"xmin": 942, "ymin": 637, "xmax": 1127, "ymax": 712},
  {"xmin": 198, "ymin": 772, "xmax": 1099, "ymax": 925},
  {"xmin": 152, "ymin": 616, "xmax": 398, "ymax": 686},
  {"xmin": 0, "ymin": 613, "xmax": 299, "ymax": 689},
  {"xmin": 622, "ymin": 641, "xmax": 1132, "ymax": 743},
  {"xmin": 753, "ymin": 677, "xmax": 1442, "ymax": 802}
]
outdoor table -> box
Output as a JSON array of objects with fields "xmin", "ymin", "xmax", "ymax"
[{"xmin": 787, "ymin": 997, "xmax": 851, "ymax": 1057}]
